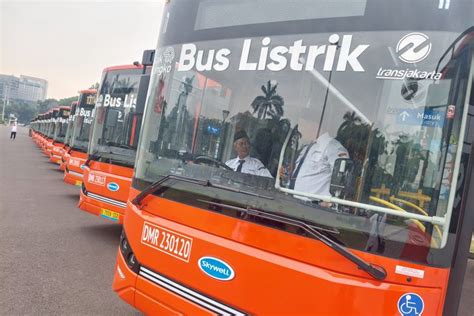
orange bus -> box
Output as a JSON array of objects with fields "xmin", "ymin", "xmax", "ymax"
[
  {"xmin": 49, "ymin": 106, "xmax": 71, "ymax": 165},
  {"xmin": 113, "ymin": 1, "xmax": 474, "ymax": 315},
  {"xmin": 31, "ymin": 114, "xmax": 41, "ymax": 146},
  {"xmin": 42, "ymin": 108, "xmax": 58, "ymax": 156},
  {"xmin": 36, "ymin": 113, "xmax": 48, "ymax": 148},
  {"xmin": 60, "ymin": 101, "xmax": 79, "ymax": 171},
  {"xmin": 79, "ymin": 55, "xmax": 153, "ymax": 223},
  {"xmin": 36, "ymin": 112, "xmax": 49, "ymax": 148},
  {"xmin": 63, "ymin": 90, "xmax": 96, "ymax": 186}
]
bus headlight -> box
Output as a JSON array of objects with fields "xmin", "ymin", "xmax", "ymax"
[{"xmin": 120, "ymin": 230, "xmax": 140, "ymax": 273}]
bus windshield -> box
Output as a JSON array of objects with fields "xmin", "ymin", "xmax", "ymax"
[
  {"xmin": 64, "ymin": 103, "xmax": 77, "ymax": 146},
  {"xmin": 89, "ymin": 68, "xmax": 145, "ymax": 167},
  {"xmin": 54, "ymin": 121, "xmax": 66, "ymax": 143},
  {"xmin": 64, "ymin": 118, "xmax": 74, "ymax": 146},
  {"xmin": 135, "ymin": 0, "xmax": 474, "ymax": 264},
  {"xmin": 70, "ymin": 92, "xmax": 96, "ymax": 152},
  {"xmin": 54, "ymin": 109, "xmax": 70, "ymax": 143}
]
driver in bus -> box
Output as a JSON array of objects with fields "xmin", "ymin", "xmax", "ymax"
[
  {"xmin": 225, "ymin": 130, "xmax": 273, "ymax": 178},
  {"xmin": 282, "ymin": 132, "xmax": 348, "ymax": 205}
]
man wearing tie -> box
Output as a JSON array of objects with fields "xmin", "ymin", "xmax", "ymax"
[
  {"xmin": 225, "ymin": 130, "xmax": 272, "ymax": 178},
  {"xmin": 285, "ymin": 132, "xmax": 348, "ymax": 202}
]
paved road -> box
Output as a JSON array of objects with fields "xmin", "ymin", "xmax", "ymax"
[
  {"xmin": 0, "ymin": 126, "xmax": 472, "ymax": 315},
  {"xmin": 0, "ymin": 126, "xmax": 139, "ymax": 315}
]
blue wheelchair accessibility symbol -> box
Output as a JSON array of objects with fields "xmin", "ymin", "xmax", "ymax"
[{"xmin": 398, "ymin": 293, "xmax": 424, "ymax": 316}]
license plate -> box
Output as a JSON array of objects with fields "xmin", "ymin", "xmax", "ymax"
[
  {"xmin": 100, "ymin": 208, "xmax": 120, "ymax": 221},
  {"xmin": 141, "ymin": 222, "xmax": 193, "ymax": 262},
  {"xmin": 75, "ymin": 180, "xmax": 82, "ymax": 186}
]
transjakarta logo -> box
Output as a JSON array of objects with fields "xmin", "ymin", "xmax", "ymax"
[
  {"xmin": 198, "ymin": 257, "xmax": 235, "ymax": 281},
  {"xmin": 177, "ymin": 34, "xmax": 369, "ymax": 73},
  {"xmin": 396, "ymin": 32, "xmax": 432, "ymax": 64},
  {"xmin": 377, "ymin": 32, "xmax": 441, "ymax": 81}
]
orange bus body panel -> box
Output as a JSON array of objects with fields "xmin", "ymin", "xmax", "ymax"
[
  {"xmin": 63, "ymin": 150, "xmax": 87, "ymax": 186},
  {"xmin": 49, "ymin": 142, "xmax": 66, "ymax": 165},
  {"xmin": 59, "ymin": 146, "xmax": 70, "ymax": 171},
  {"xmin": 78, "ymin": 161, "xmax": 133, "ymax": 223},
  {"xmin": 113, "ymin": 188, "xmax": 450, "ymax": 314},
  {"xmin": 43, "ymin": 138, "xmax": 53, "ymax": 156}
]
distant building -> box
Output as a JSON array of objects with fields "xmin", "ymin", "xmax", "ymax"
[{"xmin": 0, "ymin": 74, "xmax": 48, "ymax": 104}]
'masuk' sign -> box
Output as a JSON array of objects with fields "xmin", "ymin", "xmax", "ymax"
[{"xmin": 396, "ymin": 108, "xmax": 444, "ymax": 128}]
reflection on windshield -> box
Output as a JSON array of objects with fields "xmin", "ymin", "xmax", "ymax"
[
  {"xmin": 71, "ymin": 108, "xmax": 94, "ymax": 151},
  {"xmin": 89, "ymin": 69, "xmax": 144, "ymax": 166},
  {"xmin": 135, "ymin": 30, "xmax": 472, "ymax": 260},
  {"xmin": 54, "ymin": 121, "xmax": 68, "ymax": 143}
]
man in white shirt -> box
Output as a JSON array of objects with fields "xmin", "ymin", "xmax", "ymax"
[
  {"xmin": 225, "ymin": 130, "xmax": 272, "ymax": 178},
  {"xmin": 287, "ymin": 132, "xmax": 348, "ymax": 200},
  {"xmin": 10, "ymin": 122, "xmax": 17, "ymax": 140}
]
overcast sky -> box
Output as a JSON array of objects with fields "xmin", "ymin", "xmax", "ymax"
[{"xmin": 0, "ymin": 0, "xmax": 164, "ymax": 99}]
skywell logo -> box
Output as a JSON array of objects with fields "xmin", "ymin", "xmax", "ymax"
[{"xmin": 396, "ymin": 33, "xmax": 432, "ymax": 64}]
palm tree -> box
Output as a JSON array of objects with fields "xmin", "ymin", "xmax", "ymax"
[
  {"xmin": 251, "ymin": 80, "xmax": 284, "ymax": 120},
  {"xmin": 336, "ymin": 111, "xmax": 362, "ymax": 137},
  {"xmin": 336, "ymin": 111, "xmax": 369, "ymax": 160}
]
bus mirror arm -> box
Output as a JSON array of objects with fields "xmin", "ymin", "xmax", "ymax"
[{"xmin": 84, "ymin": 152, "xmax": 102, "ymax": 167}]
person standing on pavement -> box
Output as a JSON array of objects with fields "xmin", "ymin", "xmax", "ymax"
[{"xmin": 10, "ymin": 121, "xmax": 18, "ymax": 140}]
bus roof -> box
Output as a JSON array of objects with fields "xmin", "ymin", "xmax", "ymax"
[
  {"xmin": 103, "ymin": 64, "xmax": 143, "ymax": 72},
  {"xmin": 78, "ymin": 89, "xmax": 97, "ymax": 94}
]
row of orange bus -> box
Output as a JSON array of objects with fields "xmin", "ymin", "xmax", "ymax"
[
  {"xmin": 29, "ymin": 1, "xmax": 474, "ymax": 315},
  {"xmin": 31, "ymin": 60, "xmax": 152, "ymax": 223}
]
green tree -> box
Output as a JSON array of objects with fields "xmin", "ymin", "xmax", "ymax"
[
  {"xmin": 89, "ymin": 82, "xmax": 100, "ymax": 90},
  {"xmin": 336, "ymin": 111, "xmax": 369, "ymax": 161},
  {"xmin": 251, "ymin": 80, "xmax": 284, "ymax": 120},
  {"xmin": 58, "ymin": 96, "xmax": 78, "ymax": 107},
  {"xmin": 37, "ymin": 98, "xmax": 59, "ymax": 113},
  {"xmin": 4, "ymin": 101, "xmax": 38, "ymax": 123}
]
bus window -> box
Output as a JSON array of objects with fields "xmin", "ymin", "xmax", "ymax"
[
  {"xmin": 136, "ymin": 29, "xmax": 472, "ymax": 260},
  {"xmin": 89, "ymin": 69, "xmax": 144, "ymax": 167}
]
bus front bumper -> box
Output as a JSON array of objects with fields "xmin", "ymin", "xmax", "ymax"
[
  {"xmin": 78, "ymin": 185, "xmax": 125, "ymax": 224},
  {"xmin": 49, "ymin": 154, "xmax": 62, "ymax": 165},
  {"xmin": 113, "ymin": 246, "xmax": 209, "ymax": 315},
  {"xmin": 63, "ymin": 168, "xmax": 83, "ymax": 186},
  {"xmin": 113, "ymin": 249, "xmax": 137, "ymax": 310}
]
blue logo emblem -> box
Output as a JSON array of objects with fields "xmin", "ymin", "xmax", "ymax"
[
  {"xmin": 398, "ymin": 293, "xmax": 424, "ymax": 316},
  {"xmin": 80, "ymin": 164, "xmax": 86, "ymax": 170},
  {"xmin": 198, "ymin": 257, "xmax": 235, "ymax": 281},
  {"xmin": 107, "ymin": 182, "xmax": 120, "ymax": 192}
]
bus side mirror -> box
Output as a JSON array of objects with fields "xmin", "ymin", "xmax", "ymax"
[{"xmin": 330, "ymin": 158, "xmax": 357, "ymax": 199}]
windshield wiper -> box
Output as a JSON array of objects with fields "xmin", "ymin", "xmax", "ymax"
[
  {"xmin": 200, "ymin": 200, "xmax": 386, "ymax": 281},
  {"xmin": 132, "ymin": 175, "xmax": 274, "ymax": 207}
]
